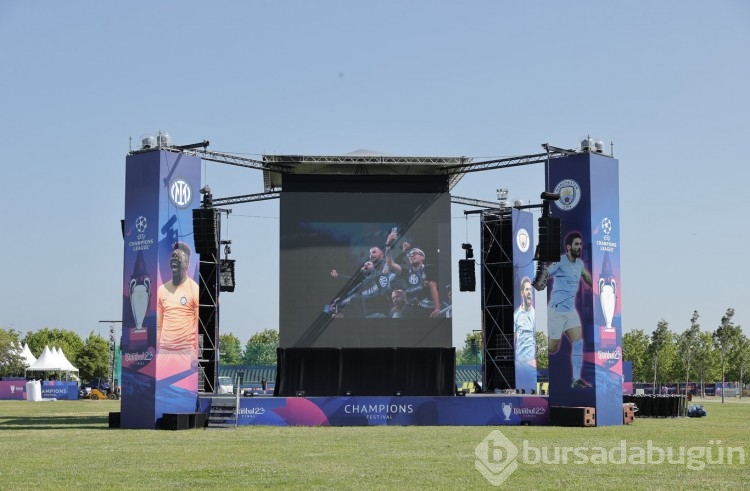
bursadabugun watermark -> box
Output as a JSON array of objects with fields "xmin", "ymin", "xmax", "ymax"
[{"xmin": 475, "ymin": 430, "xmax": 745, "ymax": 486}]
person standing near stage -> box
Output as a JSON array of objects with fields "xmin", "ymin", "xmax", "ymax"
[
  {"xmin": 544, "ymin": 232, "xmax": 592, "ymax": 388},
  {"xmin": 513, "ymin": 276, "xmax": 536, "ymax": 367},
  {"xmin": 156, "ymin": 242, "xmax": 199, "ymax": 354}
]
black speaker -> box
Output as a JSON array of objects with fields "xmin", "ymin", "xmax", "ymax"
[
  {"xmin": 458, "ymin": 259, "xmax": 476, "ymax": 292},
  {"xmin": 192, "ymin": 208, "xmax": 218, "ymax": 254},
  {"xmin": 535, "ymin": 216, "xmax": 561, "ymax": 262},
  {"xmin": 162, "ymin": 413, "xmax": 190, "ymax": 430},
  {"xmin": 219, "ymin": 259, "xmax": 236, "ymax": 292}
]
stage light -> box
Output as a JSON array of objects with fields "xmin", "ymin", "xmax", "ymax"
[
  {"xmin": 140, "ymin": 134, "xmax": 156, "ymax": 150},
  {"xmin": 394, "ymin": 390, "xmax": 403, "ymax": 397},
  {"xmin": 295, "ymin": 390, "xmax": 306, "ymax": 397},
  {"xmin": 344, "ymin": 390, "xmax": 353, "ymax": 396},
  {"xmin": 175, "ymin": 140, "xmax": 210, "ymax": 151},
  {"xmin": 157, "ymin": 130, "xmax": 171, "ymax": 148}
]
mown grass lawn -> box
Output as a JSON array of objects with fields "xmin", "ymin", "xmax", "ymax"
[{"xmin": 0, "ymin": 398, "xmax": 747, "ymax": 489}]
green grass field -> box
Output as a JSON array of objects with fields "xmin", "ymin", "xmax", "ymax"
[{"xmin": 1, "ymin": 398, "xmax": 747, "ymax": 490}]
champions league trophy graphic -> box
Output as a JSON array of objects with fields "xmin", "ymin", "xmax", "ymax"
[
  {"xmin": 501, "ymin": 402, "xmax": 513, "ymax": 421},
  {"xmin": 598, "ymin": 251, "xmax": 616, "ymax": 332},
  {"xmin": 129, "ymin": 250, "xmax": 151, "ymax": 331}
]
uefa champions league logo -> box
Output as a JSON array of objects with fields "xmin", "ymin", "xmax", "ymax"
[{"xmin": 135, "ymin": 216, "xmax": 148, "ymax": 233}]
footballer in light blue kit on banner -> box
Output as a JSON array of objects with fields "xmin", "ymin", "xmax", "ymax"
[
  {"xmin": 512, "ymin": 209, "xmax": 537, "ymax": 393},
  {"xmin": 540, "ymin": 149, "xmax": 623, "ymax": 426}
]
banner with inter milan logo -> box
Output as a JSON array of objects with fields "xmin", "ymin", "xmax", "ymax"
[
  {"xmin": 121, "ymin": 150, "xmax": 201, "ymax": 429},
  {"xmin": 511, "ymin": 209, "xmax": 537, "ymax": 392},
  {"xmin": 544, "ymin": 152, "xmax": 623, "ymax": 426}
]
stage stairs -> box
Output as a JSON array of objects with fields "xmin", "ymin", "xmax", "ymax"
[{"xmin": 207, "ymin": 397, "xmax": 237, "ymax": 429}]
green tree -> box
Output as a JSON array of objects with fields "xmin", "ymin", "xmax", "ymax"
[
  {"xmin": 457, "ymin": 331, "xmax": 482, "ymax": 365},
  {"xmin": 0, "ymin": 328, "xmax": 26, "ymax": 378},
  {"xmin": 737, "ymin": 334, "xmax": 749, "ymax": 398},
  {"xmin": 219, "ymin": 333, "xmax": 243, "ymax": 365},
  {"xmin": 693, "ymin": 331, "xmax": 719, "ymax": 396},
  {"xmin": 622, "ymin": 329, "xmax": 650, "ymax": 382},
  {"xmin": 25, "ymin": 328, "xmax": 84, "ymax": 363},
  {"xmin": 676, "ymin": 311, "xmax": 701, "ymax": 397},
  {"xmin": 243, "ymin": 329, "xmax": 278, "ymax": 365},
  {"xmin": 534, "ymin": 331, "xmax": 548, "ymax": 370},
  {"xmin": 75, "ymin": 332, "xmax": 110, "ymax": 382},
  {"xmin": 649, "ymin": 320, "xmax": 675, "ymax": 392},
  {"xmin": 714, "ymin": 308, "xmax": 742, "ymax": 403}
]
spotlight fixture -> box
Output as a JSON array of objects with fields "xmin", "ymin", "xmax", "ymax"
[
  {"xmin": 295, "ymin": 390, "xmax": 306, "ymax": 397},
  {"xmin": 394, "ymin": 390, "xmax": 403, "ymax": 397},
  {"xmin": 175, "ymin": 140, "xmax": 210, "ymax": 151}
]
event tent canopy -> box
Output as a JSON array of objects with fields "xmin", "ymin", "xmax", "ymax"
[{"xmin": 25, "ymin": 345, "xmax": 79, "ymax": 380}]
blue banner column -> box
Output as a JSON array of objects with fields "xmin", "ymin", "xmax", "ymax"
[
  {"xmin": 512, "ymin": 209, "xmax": 537, "ymax": 393},
  {"xmin": 120, "ymin": 150, "xmax": 201, "ymax": 429},
  {"xmin": 544, "ymin": 152, "xmax": 623, "ymax": 426}
]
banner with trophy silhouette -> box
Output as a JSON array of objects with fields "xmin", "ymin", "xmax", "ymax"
[
  {"xmin": 544, "ymin": 152, "xmax": 623, "ymax": 426},
  {"xmin": 120, "ymin": 149, "xmax": 201, "ymax": 429}
]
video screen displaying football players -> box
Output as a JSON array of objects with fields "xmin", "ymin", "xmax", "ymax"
[{"xmin": 279, "ymin": 177, "xmax": 452, "ymax": 348}]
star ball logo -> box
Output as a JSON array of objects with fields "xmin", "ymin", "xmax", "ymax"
[
  {"xmin": 553, "ymin": 179, "xmax": 581, "ymax": 211},
  {"xmin": 169, "ymin": 178, "xmax": 193, "ymax": 209},
  {"xmin": 475, "ymin": 430, "xmax": 519, "ymax": 485},
  {"xmin": 516, "ymin": 228, "xmax": 530, "ymax": 253},
  {"xmin": 135, "ymin": 216, "xmax": 148, "ymax": 233}
]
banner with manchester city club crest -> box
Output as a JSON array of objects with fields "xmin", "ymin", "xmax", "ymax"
[
  {"xmin": 545, "ymin": 152, "xmax": 622, "ymax": 426},
  {"xmin": 121, "ymin": 150, "xmax": 201, "ymax": 429},
  {"xmin": 511, "ymin": 209, "xmax": 537, "ymax": 393}
]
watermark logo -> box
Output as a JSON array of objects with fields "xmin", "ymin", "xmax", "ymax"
[
  {"xmin": 474, "ymin": 430, "xmax": 519, "ymax": 486},
  {"xmin": 475, "ymin": 430, "xmax": 745, "ymax": 486}
]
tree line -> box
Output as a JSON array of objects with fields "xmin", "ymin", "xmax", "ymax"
[{"xmin": 454, "ymin": 308, "xmax": 748, "ymax": 391}]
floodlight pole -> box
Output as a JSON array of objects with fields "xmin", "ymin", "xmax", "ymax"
[{"xmin": 99, "ymin": 320, "xmax": 122, "ymax": 389}]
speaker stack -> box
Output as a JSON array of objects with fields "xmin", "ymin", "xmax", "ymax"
[
  {"xmin": 535, "ymin": 216, "xmax": 561, "ymax": 262},
  {"xmin": 458, "ymin": 259, "xmax": 476, "ymax": 292},
  {"xmin": 192, "ymin": 208, "xmax": 218, "ymax": 254}
]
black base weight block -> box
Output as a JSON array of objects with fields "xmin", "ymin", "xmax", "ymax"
[{"xmin": 551, "ymin": 406, "xmax": 596, "ymax": 427}]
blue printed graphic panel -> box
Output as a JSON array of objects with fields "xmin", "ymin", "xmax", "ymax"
[
  {"xmin": 545, "ymin": 153, "xmax": 622, "ymax": 426},
  {"xmin": 199, "ymin": 396, "xmax": 550, "ymax": 426},
  {"xmin": 512, "ymin": 209, "xmax": 537, "ymax": 392},
  {"xmin": 121, "ymin": 150, "xmax": 201, "ymax": 428}
]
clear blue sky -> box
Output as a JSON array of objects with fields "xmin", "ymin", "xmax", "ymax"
[{"xmin": 1, "ymin": 1, "xmax": 748, "ymax": 347}]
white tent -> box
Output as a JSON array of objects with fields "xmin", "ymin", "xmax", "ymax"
[
  {"xmin": 55, "ymin": 347, "xmax": 78, "ymax": 373},
  {"xmin": 25, "ymin": 345, "xmax": 79, "ymax": 380},
  {"xmin": 21, "ymin": 343, "xmax": 38, "ymax": 367}
]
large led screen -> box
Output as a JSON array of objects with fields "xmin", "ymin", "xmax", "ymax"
[{"xmin": 279, "ymin": 176, "xmax": 452, "ymax": 348}]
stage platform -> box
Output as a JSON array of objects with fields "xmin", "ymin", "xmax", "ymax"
[{"xmin": 198, "ymin": 393, "xmax": 550, "ymax": 426}]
